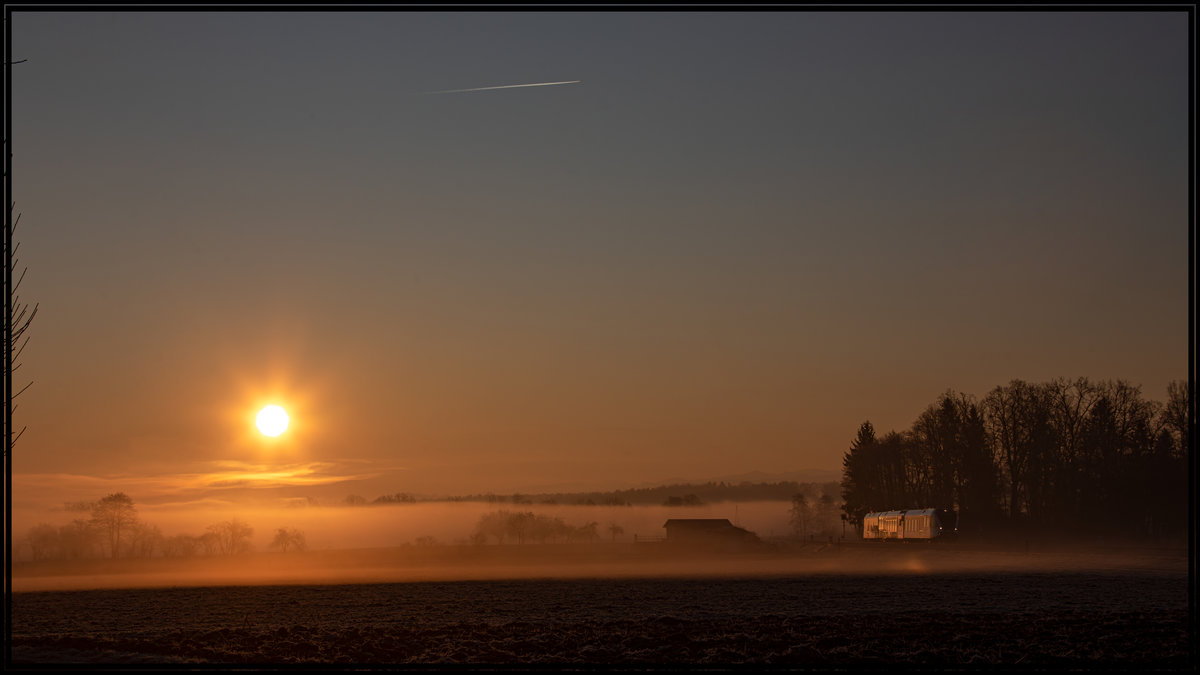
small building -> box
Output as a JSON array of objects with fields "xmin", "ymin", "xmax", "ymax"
[
  {"xmin": 861, "ymin": 508, "xmax": 957, "ymax": 541},
  {"xmin": 663, "ymin": 519, "xmax": 760, "ymax": 547}
]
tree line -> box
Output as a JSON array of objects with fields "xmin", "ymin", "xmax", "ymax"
[
  {"xmin": 312, "ymin": 482, "xmax": 832, "ymax": 509},
  {"xmin": 447, "ymin": 481, "xmax": 833, "ymax": 507},
  {"xmin": 22, "ymin": 492, "xmax": 307, "ymax": 561},
  {"xmin": 471, "ymin": 510, "xmax": 627, "ymax": 545},
  {"xmin": 840, "ymin": 378, "xmax": 1190, "ymax": 538}
]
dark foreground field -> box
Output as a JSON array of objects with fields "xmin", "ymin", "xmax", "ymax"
[{"xmin": 9, "ymin": 543, "xmax": 1192, "ymax": 668}]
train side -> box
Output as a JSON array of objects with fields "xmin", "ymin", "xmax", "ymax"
[{"xmin": 861, "ymin": 508, "xmax": 957, "ymax": 541}]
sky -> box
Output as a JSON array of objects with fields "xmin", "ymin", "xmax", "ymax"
[{"xmin": 6, "ymin": 9, "xmax": 1191, "ymax": 514}]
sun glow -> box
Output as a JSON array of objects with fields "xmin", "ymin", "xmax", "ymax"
[
  {"xmin": 221, "ymin": 355, "xmax": 329, "ymax": 452},
  {"xmin": 256, "ymin": 405, "xmax": 290, "ymax": 437}
]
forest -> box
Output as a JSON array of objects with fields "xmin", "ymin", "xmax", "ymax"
[{"xmin": 840, "ymin": 377, "xmax": 1190, "ymax": 538}]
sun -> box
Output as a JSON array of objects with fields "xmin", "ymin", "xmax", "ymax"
[{"xmin": 256, "ymin": 405, "xmax": 290, "ymax": 437}]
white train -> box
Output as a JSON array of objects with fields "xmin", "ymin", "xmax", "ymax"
[{"xmin": 861, "ymin": 508, "xmax": 958, "ymax": 541}]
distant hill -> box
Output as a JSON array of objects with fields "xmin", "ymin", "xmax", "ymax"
[
  {"xmin": 511, "ymin": 468, "xmax": 841, "ymax": 496},
  {"xmin": 442, "ymin": 479, "xmax": 841, "ymax": 507}
]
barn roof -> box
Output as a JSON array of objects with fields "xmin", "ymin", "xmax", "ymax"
[{"xmin": 663, "ymin": 519, "xmax": 734, "ymax": 528}]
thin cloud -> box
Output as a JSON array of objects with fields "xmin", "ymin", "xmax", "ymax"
[
  {"xmin": 13, "ymin": 461, "xmax": 383, "ymax": 512},
  {"xmin": 423, "ymin": 80, "xmax": 581, "ymax": 95}
]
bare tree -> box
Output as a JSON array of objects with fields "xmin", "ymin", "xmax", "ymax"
[
  {"xmin": 58, "ymin": 519, "xmax": 99, "ymax": 560},
  {"xmin": 607, "ymin": 522, "xmax": 625, "ymax": 542},
  {"xmin": 789, "ymin": 494, "xmax": 810, "ymax": 539},
  {"xmin": 372, "ymin": 492, "xmax": 417, "ymax": 504},
  {"xmin": 162, "ymin": 534, "xmax": 200, "ymax": 558},
  {"xmin": 474, "ymin": 510, "xmax": 510, "ymax": 544},
  {"xmin": 207, "ymin": 519, "xmax": 254, "ymax": 555},
  {"xmin": 506, "ymin": 511, "xmax": 535, "ymax": 544},
  {"xmin": 197, "ymin": 531, "xmax": 221, "ymax": 556},
  {"xmin": 4, "ymin": 137, "xmax": 39, "ymax": 458},
  {"xmin": 25, "ymin": 524, "xmax": 58, "ymax": 561},
  {"xmin": 982, "ymin": 380, "xmax": 1056, "ymax": 522},
  {"xmin": 815, "ymin": 493, "xmax": 839, "ymax": 537},
  {"xmin": 1161, "ymin": 380, "xmax": 1191, "ymax": 460},
  {"xmin": 125, "ymin": 522, "xmax": 163, "ymax": 559},
  {"xmin": 574, "ymin": 521, "xmax": 600, "ymax": 543},
  {"xmin": 474, "ymin": 510, "xmax": 605, "ymax": 545},
  {"xmin": 90, "ymin": 493, "xmax": 138, "ymax": 559},
  {"xmin": 269, "ymin": 527, "xmax": 307, "ymax": 553},
  {"xmin": 907, "ymin": 391, "xmax": 1000, "ymax": 531}
]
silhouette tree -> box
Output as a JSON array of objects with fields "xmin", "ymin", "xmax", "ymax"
[
  {"xmin": 1161, "ymin": 380, "xmax": 1191, "ymax": 460},
  {"xmin": 953, "ymin": 393, "xmax": 1001, "ymax": 532},
  {"xmin": 4, "ymin": 137, "xmax": 38, "ymax": 458},
  {"xmin": 58, "ymin": 519, "xmax": 98, "ymax": 560},
  {"xmin": 875, "ymin": 431, "xmax": 912, "ymax": 509},
  {"xmin": 840, "ymin": 421, "xmax": 877, "ymax": 527},
  {"xmin": 207, "ymin": 519, "xmax": 254, "ymax": 555},
  {"xmin": 505, "ymin": 511, "xmax": 536, "ymax": 544},
  {"xmin": 1079, "ymin": 380, "xmax": 1161, "ymax": 534},
  {"xmin": 789, "ymin": 493, "xmax": 810, "ymax": 539},
  {"xmin": 25, "ymin": 523, "xmax": 58, "ymax": 561},
  {"xmin": 910, "ymin": 391, "xmax": 1000, "ymax": 531},
  {"xmin": 372, "ymin": 492, "xmax": 417, "ymax": 504},
  {"xmin": 529, "ymin": 514, "xmax": 561, "ymax": 543},
  {"xmin": 269, "ymin": 527, "xmax": 307, "ymax": 553},
  {"xmin": 90, "ymin": 493, "xmax": 138, "ymax": 559},
  {"xmin": 197, "ymin": 531, "xmax": 222, "ymax": 556},
  {"xmin": 162, "ymin": 534, "xmax": 200, "ymax": 558},
  {"xmin": 983, "ymin": 380, "xmax": 1054, "ymax": 522},
  {"xmin": 840, "ymin": 377, "xmax": 1185, "ymax": 539},
  {"xmin": 815, "ymin": 493, "xmax": 838, "ymax": 537},
  {"xmin": 607, "ymin": 522, "xmax": 625, "ymax": 542},
  {"xmin": 910, "ymin": 397, "xmax": 956, "ymax": 507},
  {"xmin": 474, "ymin": 510, "xmax": 606, "ymax": 545},
  {"xmin": 576, "ymin": 521, "xmax": 600, "ymax": 543},
  {"xmin": 474, "ymin": 510, "xmax": 511, "ymax": 544},
  {"xmin": 1043, "ymin": 377, "xmax": 1102, "ymax": 525},
  {"xmin": 126, "ymin": 522, "xmax": 162, "ymax": 558},
  {"xmin": 1139, "ymin": 380, "xmax": 1191, "ymax": 537}
]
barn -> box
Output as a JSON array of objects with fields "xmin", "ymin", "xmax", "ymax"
[{"xmin": 662, "ymin": 519, "xmax": 760, "ymax": 546}]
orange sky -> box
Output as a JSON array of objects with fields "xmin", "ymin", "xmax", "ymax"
[{"xmin": 8, "ymin": 11, "xmax": 1190, "ymax": 517}]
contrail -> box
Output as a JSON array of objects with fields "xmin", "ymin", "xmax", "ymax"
[{"xmin": 424, "ymin": 80, "xmax": 581, "ymax": 95}]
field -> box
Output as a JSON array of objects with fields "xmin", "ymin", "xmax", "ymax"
[{"xmin": 9, "ymin": 541, "xmax": 1192, "ymax": 667}]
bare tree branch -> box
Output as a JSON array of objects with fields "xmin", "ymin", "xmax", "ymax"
[{"xmin": 6, "ymin": 141, "xmax": 39, "ymax": 456}]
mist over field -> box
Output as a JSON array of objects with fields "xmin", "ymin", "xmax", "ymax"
[
  {"xmin": 14, "ymin": 498, "xmax": 796, "ymax": 556},
  {"xmin": 13, "ymin": 488, "xmax": 1188, "ymax": 595},
  {"xmin": 14, "ymin": 530, "xmax": 1187, "ymax": 594},
  {"xmin": 13, "ymin": 491, "xmax": 833, "ymax": 592}
]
